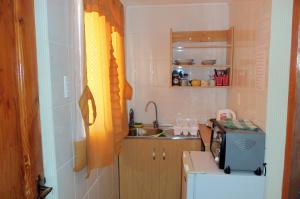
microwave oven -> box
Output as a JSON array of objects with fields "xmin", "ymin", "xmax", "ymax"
[{"xmin": 210, "ymin": 120, "xmax": 265, "ymax": 175}]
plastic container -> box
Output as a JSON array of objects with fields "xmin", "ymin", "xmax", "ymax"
[
  {"xmin": 222, "ymin": 75, "xmax": 229, "ymax": 86},
  {"xmin": 215, "ymin": 76, "xmax": 223, "ymax": 86},
  {"xmin": 189, "ymin": 127, "xmax": 199, "ymax": 136}
]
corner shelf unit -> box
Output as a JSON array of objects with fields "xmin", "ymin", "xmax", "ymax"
[{"xmin": 170, "ymin": 28, "xmax": 234, "ymax": 88}]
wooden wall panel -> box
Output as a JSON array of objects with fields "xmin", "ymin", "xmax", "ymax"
[
  {"xmin": 0, "ymin": 0, "xmax": 44, "ymax": 198},
  {"xmin": 0, "ymin": 0, "xmax": 25, "ymax": 198},
  {"xmin": 14, "ymin": 1, "xmax": 44, "ymax": 197}
]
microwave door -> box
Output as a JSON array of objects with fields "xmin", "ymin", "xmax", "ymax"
[{"xmin": 211, "ymin": 127, "xmax": 222, "ymax": 163}]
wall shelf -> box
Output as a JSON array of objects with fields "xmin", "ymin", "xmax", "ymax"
[
  {"xmin": 171, "ymin": 85, "xmax": 231, "ymax": 88},
  {"xmin": 170, "ymin": 28, "xmax": 234, "ymax": 88},
  {"xmin": 173, "ymin": 45, "xmax": 232, "ymax": 49},
  {"xmin": 172, "ymin": 64, "xmax": 232, "ymax": 68}
]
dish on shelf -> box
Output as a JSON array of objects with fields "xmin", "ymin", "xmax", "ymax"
[
  {"xmin": 191, "ymin": 80, "xmax": 201, "ymax": 87},
  {"xmin": 201, "ymin": 59, "xmax": 216, "ymax": 65},
  {"xmin": 201, "ymin": 80, "xmax": 209, "ymax": 87},
  {"xmin": 174, "ymin": 59, "xmax": 194, "ymax": 65}
]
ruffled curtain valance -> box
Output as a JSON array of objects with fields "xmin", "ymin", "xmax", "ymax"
[{"xmin": 84, "ymin": 0, "xmax": 124, "ymax": 35}]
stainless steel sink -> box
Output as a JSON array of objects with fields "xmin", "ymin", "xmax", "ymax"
[
  {"xmin": 127, "ymin": 125, "xmax": 199, "ymax": 140},
  {"xmin": 128, "ymin": 126, "xmax": 171, "ymax": 137}
]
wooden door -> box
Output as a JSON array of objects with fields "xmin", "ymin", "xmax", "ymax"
[
  {"xmin": 282, "ymin": 0, "xmax": 300, "ymax": 198},
  {"xmin": 0, "ymin": 0, "xmax": 44, "ymax": 198},
  {"xmin": 159, "ymin": 140, "xmax": 201, "ymax": 199},
  {"xmin": 119, "ymin": 139, "xmax": 160, "ymax": 199}
]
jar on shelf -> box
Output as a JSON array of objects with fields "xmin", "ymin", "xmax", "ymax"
[
  {"xmin": 209, "ymin": 74, "xmax": 215, "ymax": 87},
  {"xmin": 180, "ymin": 73, "xmax": 189, "ymax": 86},
  {"xmin": 172, "ymin": 74, "xmax": 180, "ymax": 86}
]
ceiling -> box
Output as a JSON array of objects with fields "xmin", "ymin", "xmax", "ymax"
[{"xmin": 121, "ymin": 0, "xmax": 231, "ymax": 6}]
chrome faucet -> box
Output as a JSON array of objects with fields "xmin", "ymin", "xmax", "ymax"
[{"xmin": 145, "ymin": 101, "xmax": 159, "ymax": 129}]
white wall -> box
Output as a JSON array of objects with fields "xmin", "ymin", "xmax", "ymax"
[
  {"xmin": 126, "ymin": 3, "xmax": 229, "ymax": 125},
  {"xmin": 227, "ymin": 0, "xmax": 293, "ymax": 197},
  {"xmin": 35, "ymin": 0, "xmax": 58, "ymax": 197},
  {"xmin": 36, "ymin": 0, "xmax": 119, "ymax": 199},
  {"xmin": 265, "ymin": 0, "xmax": 293, "ymax": 198}
]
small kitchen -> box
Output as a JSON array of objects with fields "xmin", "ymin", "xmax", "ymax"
[
  {"xmin": 121, "ymin": 0, "xmax": 272, "ymax": 199},
  {"xmin": 0, "ymin": 0, "xmax": 292, "ymax": 198}
]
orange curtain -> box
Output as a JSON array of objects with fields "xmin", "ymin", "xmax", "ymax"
[
  {"xmin": 84, "ymin": 0, "xmax": 124, "ymax": 35},
  {"xmin": 111, "ymin": 30, "xmax": 133, "ymax": 153},
  {"xmin": 82, "ymin": 0, "xmax": 132, "ymax": 174}
]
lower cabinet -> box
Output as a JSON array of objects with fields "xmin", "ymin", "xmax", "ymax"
[{"xmin": 119, "ymin": 139, "xmax": 201, "ymax": 199}]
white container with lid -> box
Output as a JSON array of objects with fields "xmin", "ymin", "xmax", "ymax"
[{"xmin": 216, "ymin": 109, "xmax": 237, "ymax": 121}]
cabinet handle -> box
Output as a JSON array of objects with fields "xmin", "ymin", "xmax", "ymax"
[
  {"xmin": 152, "ymin": 148, "xmax": 156, "ymax": 160},
  {"xmin": 162, "ymin": 148, "xmax": 166, "ymax": 160}
]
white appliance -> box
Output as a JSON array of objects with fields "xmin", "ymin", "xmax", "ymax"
[{"xmin": 182, "ymin": 151, "xmax": 265, "ymax": 199}]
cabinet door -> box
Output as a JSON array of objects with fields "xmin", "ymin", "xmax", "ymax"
[
  {"xmin": 119, "ymin": 139, "xmax": 136, "ymax": 199},
  {"xmin": 119, "ymin": 139, "xmax": 160, "ymax": 199},
  {"xmin": 159, "ymin": 140, "xmax": 201, "ymax": 199}
]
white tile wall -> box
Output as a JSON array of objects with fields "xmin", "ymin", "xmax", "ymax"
[
  {"xmin": 126, "ymin": 3, "xmax": 230, "ymax": 124},
  {"xmin": 47, "ymin": 0, "xmax": 71, "ymax": 45},
  {"xmin": 228, "ymin": 0, "xmax": 271, "ymax": 129},
  {"xmin": 57, "ymin": 161, "xmax": 76, "ymax": 199},
  {"xmin": 46, "ymin": 0, "xmax": 119, "ymax": 198}
]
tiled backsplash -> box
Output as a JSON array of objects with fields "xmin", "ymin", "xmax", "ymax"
[
  {"xmin": 126, "ymin": 3, "xmax": 230, "ymax": 125},
  {"xmin": 228, "ymin": 0, "xmax": 271, "ymax": 130}
]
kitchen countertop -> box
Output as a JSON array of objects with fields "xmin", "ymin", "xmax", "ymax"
[{"xmin": 126, "ymin": 128, "xmax": 201, "ymax": 140}]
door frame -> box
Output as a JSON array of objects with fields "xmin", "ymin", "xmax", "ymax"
[
  {"xmin": 34, "ymin": 0, "xmax": 59, "ymax": 198},
  {"xmin": 282, "ymin": 0, "xmax": 300, "ymax": 198}
]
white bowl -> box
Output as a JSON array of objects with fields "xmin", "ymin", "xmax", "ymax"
[
  {"xmin": 201, "ymin": 59, "xmax": 216, "ymax": 65},
  {"xmin": 174, "ymin": 59, "xmax": 194, "ymax": 65}
]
